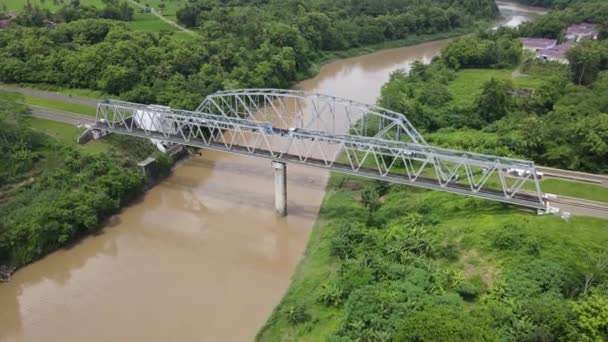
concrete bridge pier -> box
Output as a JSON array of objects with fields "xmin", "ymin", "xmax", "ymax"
[{"xmin": 273, "ymin": 161, "xmax": 287, "ymax": 216}]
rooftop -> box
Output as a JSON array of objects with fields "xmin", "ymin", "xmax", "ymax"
[
  {"xmin": 566, "ymin": 23, "xmax": 598, "ymax": 36},
  {"xmin": 519, "ymin": 37, "xmax": 557, "ymax": 49},
  {"xmin": 540, "ymin": 41, "xmax": 575, "ymax": 60}
]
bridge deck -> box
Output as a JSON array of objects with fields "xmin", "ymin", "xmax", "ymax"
[{"xmin": 92, "ymin": 123, "xmax": 546, "ymax": 210}]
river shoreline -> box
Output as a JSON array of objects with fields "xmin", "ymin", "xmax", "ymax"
[
  {"xmin": 297, "ymin": 22, "xmax": 490, "ymax": 82},
  {"xmin": 0, "ymin": 144, "xmax": 193, "ymax": 283}
]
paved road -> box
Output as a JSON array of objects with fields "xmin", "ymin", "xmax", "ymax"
[
  {"xmin": 538, "ymin": 166, "xmax": 608, "ymax": 187},
  {"xmin": 28, "ymin": 105, "xmax": 95, "ymax": 126},
  {"xmin": 547, "ymin": 196, "xmax": 608, "ymax": 219},
  {"xmin": 0, "ymin": 84, "xmax": 99, "ymax": 107}
]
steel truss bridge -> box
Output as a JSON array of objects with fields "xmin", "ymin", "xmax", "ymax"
[{"xmin": 93, "ymin": 89, "xmax": 547, "ymax": 212}]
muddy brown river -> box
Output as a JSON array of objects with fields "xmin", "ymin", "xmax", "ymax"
[{"xmin": 0, "ymin": 3, "xmax": 544, "ymax": 341}]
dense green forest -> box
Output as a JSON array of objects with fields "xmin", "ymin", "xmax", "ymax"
[
  {"xmin": 0, "ymin": 91, "xmax": 168, "ymax": 271},
  {"xmin": 176, "ymin": 0, "xmax": 497, "ymax": 50},
  {"xmin": 14, "ymin": 0, "xmax": 135, "ymax": 27},
  {"xmin": 518, "ymin": 0, "xmax": 608, "ymax": 38},
  {"xmin": 0, "ymin": 0, "xmax": 498, "ymax": 110},
  {"xmin": 379, "ymin": 29, "xmax": 608, "ymax": 172}
]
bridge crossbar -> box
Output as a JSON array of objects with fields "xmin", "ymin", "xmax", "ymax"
[
  {"xmin": 95, "ymin": 98, "xmax": 545, "ymax": 210},
  {"xmin": 197, "ymin": 89, "xmax": 428, "ymax": 145}
]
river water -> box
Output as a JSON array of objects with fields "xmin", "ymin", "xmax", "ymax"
[{"xmin": 0, "ymin": 3, "xmax": 544, "ymax": 341}]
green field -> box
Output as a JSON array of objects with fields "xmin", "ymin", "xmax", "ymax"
[
  {"xmin": 541, "ymin": 178, "xmax": 608, "ymax": 203},
  {"xmin": 128, "ymin": 12, "xmax": 178, "ymax": 32},
  {"xmin": 28, "ymin": 117, "xmax": 109, "ymax": 153},
  {"xmin": 448, "ymin": 69, "xmax": 545, "ymax": 106},
  {"xmin": 23, "ymin": 95, "xmax": 96, "ymax": 116},
  {"xmin": 2, "ymin": 82, "xmax": 112, "ymax": 99},
  {"xmin": 1, "ymin": 0, "xmax": 190, "ymax": 34},
  {"xmin": 136, "ymin": 0, "xmax": 186, "ymax": 19}
]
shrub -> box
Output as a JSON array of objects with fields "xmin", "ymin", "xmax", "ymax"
[
  {"xmin": 437, "ymin": 240, "xmax": 460, "ymax": 261},
  {"xmin": 285, "ymin": 303, "xmax": 311, "ymax": 325},
  {"xmin": 318, "ymin": 282, "xmax": 345, "ymax": 307},
  {"xmin": 455, "ymin": 278, "xmax": 485, "ymax": 301},
  {"xmin": 330, "ymin": 222, "xmax": 366, "ymax": 260},
  {"xmin": 395, "ymin": 305, "xmax": 496, "ymax": 341},
  {"xmin": 487, "ymin": 223, "xmax": 544, "ymax": 256}
]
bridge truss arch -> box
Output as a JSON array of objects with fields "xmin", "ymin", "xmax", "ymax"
[{"xmin": 196, "ymin": 89, "xmax": 427, "ymax": 145}]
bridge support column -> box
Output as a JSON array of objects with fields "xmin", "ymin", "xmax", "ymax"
[{"xmin": 273, "ymin": 161, "xmax": 287, "ymax": 216}]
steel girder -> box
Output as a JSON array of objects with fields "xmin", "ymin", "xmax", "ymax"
[
  {"xmin": 196, "ymin": 89, "xmax": 428, "ymax": 145},
  {"xmin": 94, "ymin": 97, "xmax": 546, "ymax": 210}
]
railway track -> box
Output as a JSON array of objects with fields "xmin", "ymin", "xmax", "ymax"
[{"xmin": 538, "ymin": 166, "xmax": 608, "ymax": 186}]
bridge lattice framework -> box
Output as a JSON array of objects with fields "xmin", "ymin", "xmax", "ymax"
[{"xmin": 94, "ymin": 89, "xmax": 546, "ymax": 215}]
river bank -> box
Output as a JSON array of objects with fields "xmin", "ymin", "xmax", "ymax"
[
  {"xmin": 298, "ymin": 23, "xmax": 491, "ymax": 81},
  {"xmin": 0, "ymin": 107, "xmax": 183, "ymax": 282}
]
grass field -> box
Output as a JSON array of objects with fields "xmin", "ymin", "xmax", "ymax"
[
  {"xmin": 1, "ymin": 0, "xmax": 190, "ymax": 34},
  {"xmin": 28, "ymin": 117, "xmax": 109, "ymax": 153},
  {"xmin": 137, "ymin": 0, "xmax": 186, "ymax": 19},
  {"xmin": 128, "ymin": 12, "xmax": 178, "ymax": 32},
  {"xmin": 541, "ymin": 178, "xmax": 608, "ymax": 203},
  {"xmin": 2, "ymin": 82, "xmax": 111, "ymax": 99},
  {"xmin": 448, "ymin": 69, "xmax": 545, "ymax": 106},
  {"xmin": 23, "ymin": 95, "xmax": 96, "ymax": 116}
]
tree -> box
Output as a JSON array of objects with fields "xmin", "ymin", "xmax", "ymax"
[
  {"xmin": 15, "ymin": 2, "xmax": 51, "ymax": 26},
  {"xmin": 476, "ymin": 78, "xmax": 513, "ymax": 123},
  {"xmin": 97, "ymin": 65, "xmax": 138, "ymax": 94},
  {"xmin": 176, "ymin": 5, "xmax": 199, "ymax": 28},
  {"xmin": 567, "ymin": 292, "xmax": 608, "ymax": 341},
  {"xmin": 361, "ymin": 186, "xmax": 380, "ymax": 226},
  {"xmin": 567, "ymin": 40, "xmax": 605, "ymax": 86},
  {"xmin": 580, "ymin": 249, "xmax": 608, "ymax": 295}
]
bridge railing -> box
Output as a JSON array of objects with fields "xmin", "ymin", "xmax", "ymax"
[{"xmin": 95, "ymin": 99, "xmax": 545, "ymax": 209}]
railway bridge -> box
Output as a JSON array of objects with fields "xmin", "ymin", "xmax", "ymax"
[{"xmin": 92, "ymin": 89, "xmax": 546, "ymax": 215}]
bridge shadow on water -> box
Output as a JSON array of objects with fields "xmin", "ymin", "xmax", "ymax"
[
  {"xmin": 159, "ymin": 175, "xmax": 323, "ymax": 220},
  {"xmin": 185, "ymin": 156, "xmax": 329, "ymax": 192}
]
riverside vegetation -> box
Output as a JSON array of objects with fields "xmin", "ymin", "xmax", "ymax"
[
  {"xmin": 0, "ymin": 0, "xmax": 498, "ymax": 109},
  {"xmin": 258, "ymin": 1, "xmax": 608, "ymax": 341},
  {"xmin": 0, "ymin": 91, "xmax": 172, "ymax": 274}
]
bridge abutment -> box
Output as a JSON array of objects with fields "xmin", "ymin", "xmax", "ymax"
[{"xmin": 273, "ymin": 161, "xmax": 287, "ymax": 216}]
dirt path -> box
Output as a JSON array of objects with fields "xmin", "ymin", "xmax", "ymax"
[{"xmin": 127, "ymin": 0, "xmax": 195, "ymax": 35}]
